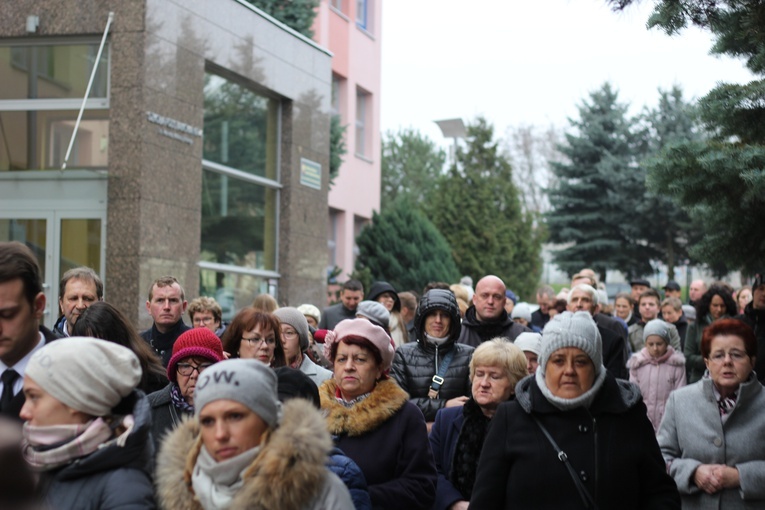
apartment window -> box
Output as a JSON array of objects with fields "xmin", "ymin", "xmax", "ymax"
[
  {"xmin": 331, "ymin": 75, "xmax": 342, "ymax": 116},
  {"xmin": 0, "ymin": 42, "xmax": 110, "ymax": 171},
  {"xmin": 355, "ymin": 88, "xmax": 370, "ymax": 157},
  {"xmin": 202, "ymin": 71, "xmax": 281, "ymax": 319},
  {"xmin": 331, "ymin": 0, "xmax": 344, "ymax": 12},
  {"xmin": 356, "ymin": 0, "xmax": 368, "ymax": 30}
]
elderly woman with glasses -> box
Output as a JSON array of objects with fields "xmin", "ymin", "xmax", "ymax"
[
  {"xmin": 658, "ymin": 318, "xmax": 765, "ymax": 508},
  {"xmin": 147, "ymin": 328, "xmax": 225, "ymax": 451},
  {"xmin": 221, "ymin": 308, "xmax": 287, "ymax": 367}
]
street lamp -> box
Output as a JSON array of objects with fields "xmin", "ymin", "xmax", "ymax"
[{"xmin": 434, "ymin": 118, "xmax": 466, "ymax": 167}]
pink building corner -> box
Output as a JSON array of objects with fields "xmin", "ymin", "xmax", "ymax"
[{"xmin": 313, "ymin": 0, "xmax": 382, "ymax": 296}]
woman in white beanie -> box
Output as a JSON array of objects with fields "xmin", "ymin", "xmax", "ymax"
[
  {"xmin": 156, "ymin": 358, "xmax": 353, "ymax": 510},
  {"xmin": 470, "ymin": 312, "xmax": 681, "ymax": 509},
  {"xmin": 19, "ymin": 336, "xmax": 155, "ymax": 509}
]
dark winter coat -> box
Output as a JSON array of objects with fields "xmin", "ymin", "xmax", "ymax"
[
  {"xmin": 598, "ymin": 323, "xmax": 629, "ymax": 380},
  {"xmin": 684, "ymin": 314, "xmax": 717, "ymax": 384},
  {"xmin": 530, "ymin": 308, "xmax": 549, "ymax": 330},
  {"xmin": 469, "ymin": 374, "xmax": 681, "ymax": 509},
  {"xmin": 139, "ymin": 320, "xmax": 191, "ymax": 367},
  {"xmin": 391, "ymin": 289, "xmax": 473, "ymax": 421},
  {"xmin": 319, "ymin": 302, "xmax": 357, "ymax": 330},
  {"xmin": 320, "ymin": 378, "xmax": 437, "ymax": 510},
  {"xmin": 735, "ymin": 303, "xmax": 765, "ymax": 384},
  {"xmin": 1, "ymin": 326, "xmax": 59, "ymax": 420},
  {"xmin": 328, "ymin": 447, "xmax": 373, "ymax": 510},
  {"xmin": 147, "ymin": 383, "xmax": 192, "ymax": 453},
  {"xmin": 457, "ymin": 306, "xmax": 529, "ymax": 348},
  {"xmin": 53, "ymin": 315, "xmax": 69, "ymax": 337},
  {"xmin": 670, "ymin": 313, "xmax": 689, "ymax": 351},
  {"xmin": 39, "ymin": 390, "xmax": 155, "ymax": 509}
]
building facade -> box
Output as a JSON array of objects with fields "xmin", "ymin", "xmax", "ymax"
[
  {"xmin": 312, "ymin": 0, "xmax": 381, "ymax": 293},
  {"xmin": 0, "ymin": 0, "xmax": 332, "ymax": 328}
]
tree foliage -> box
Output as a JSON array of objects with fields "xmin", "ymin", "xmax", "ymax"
[
  {"xmin": 546, "ymin": 83, "xmax": 648, "ymax": 281},
  {"xmin": 355, "ymin": 202, "xmax": 459, "ymax": 292},
  {"xmin": 329, "ymin": 114, "xmax": 347, "ymax": 187},
  {"xmin": 425, "ymin": 117, "xmax": 541, "ymax": 298},
  {"xmin": 380, "ymin": 128, "xmax": 446, "ymax": 211},
  {"xmin": 245, "ymin": 0, "xmax": 319, "ymax": 38}
]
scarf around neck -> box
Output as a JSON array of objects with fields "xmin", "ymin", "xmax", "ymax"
[
  {"xmin": 535, "ymin": 366, "xmax": 607, "ymax": 411},
  {"xmin": 450, "ymin": 398, "xmax": 491, "ymax": 500},
  {"xmin": 170, "ymin": 382, "xmax": 195, "ymax": 413},
  {"xmin": 22, "ymin": 417, "xmax": 116, "ymax": 471},
  {"xmin": 192, "ymin": 444, "xmax": 261, "ymax": 510}
]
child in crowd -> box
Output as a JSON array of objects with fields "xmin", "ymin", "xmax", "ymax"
[{"xmin": 627, "ymin": 319, "xmax": 686, "ymax": 433}]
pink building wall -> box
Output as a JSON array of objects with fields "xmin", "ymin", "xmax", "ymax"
[{"xmin": 313, "ymin": 0, "xmax": 382, "ymax": 285}]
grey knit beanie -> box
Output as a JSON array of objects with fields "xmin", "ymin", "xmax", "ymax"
[
  {"xmin": 274, "ymin": 307, "xmax": 310, "ymax": 352},
  {"xmin": 355, "ymin": 300, "xmax": 390, "ymax": 329},
  {"xmin": 26, "ymin": 337, "xmax": 141, "ymax": 417},
  {"xmin": 194, "ymin": 359, "xmax": 282, "ymax": 428},
  {"xmin": 643, "ymin": 319, "xmax": 671, "ymax": 344},
  {"xmin": 511, "ymin": 303, "xmax": 532, "ymax": 322},
  {"xmin": 538, "ymin": 311, "xmax": 603, "ymax": 376}
]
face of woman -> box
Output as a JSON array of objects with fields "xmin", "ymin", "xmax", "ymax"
[
  {"xmin": 280, "ymin": 324, "xmax": 301, "ymax": 361},
  {"xmin": 661, "ymin": 305, "xmax": 681, "ymax": 324},
  {"xmin": 376, "ymin": 292, "xmax": 396, "ymax": 312},
  {"xmin": 176, "ymin": 355, "xmax": 213, "ymax": 406},
  {"xmin": 524, "ymin": 351, "xmax": 539, "ymax": 375},
  {"xmin": 199, "ymin": 399, "xmax": 269, "ymax": 462},
  {"xmin": 544, "ymin": 347, "xmax": 596, "ymax": 399},
  {"xmin": 424, "ymin": 310, "xmax": 451, "ymax": 338},
  {"xmin": 704, "ymin": 334, "xmax": 754, "ymax": 397},
  {"xmin": 20, "ymin": 376, "xmax": 90, "ymax": 426},
  {"xmin": 333, "ymin": 342, "xmax": 382, "ymax": 401},
  {"xmin": 472, "ymin": 365, "xmax": 513, "ymax": 413},
  {"xmin": 738, "ymin": 289, "xmax": 752, "ymax": 311},
  {"xmin": 645, "ymin": 335, "xmax": 668, "ymax": 359},
  {"xmin": 709, "ymin": 295, "xmax": 727, "ymax": 320},
  {"xmin": 238, "ymin": 324, "xmax": 276, "ymax": 365},
  {"xmin": 614, "ymin": 298, "xmax": 631, "ymax": 320},
  {"xmin": 304, "ymin": 315, "xmax": 318, "ymax": 328}
]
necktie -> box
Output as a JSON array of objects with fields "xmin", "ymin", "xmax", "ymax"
[{"xmin": 0, "ymin": 369, "xmax": 19, "ymax": 411}]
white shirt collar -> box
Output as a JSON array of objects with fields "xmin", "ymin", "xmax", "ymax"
[{"xmin": 0, "ymin": 331, "xmax": 45, "ymax": 395}]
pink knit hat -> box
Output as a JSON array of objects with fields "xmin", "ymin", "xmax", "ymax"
[
  {"xmin": 167, "ymin": 328, "xmax": 225, "ymax": 382},
  {"xmin": 323, "ymin": 318, "xmax": 395, "ymax": 372}
]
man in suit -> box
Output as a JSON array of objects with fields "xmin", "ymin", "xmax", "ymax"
[{"xmin": 0, "ymin": 242, "xmax": 58, "ymax": 419}]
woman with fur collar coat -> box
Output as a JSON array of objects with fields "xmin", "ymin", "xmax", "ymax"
[
  {"xmin": 320, "ymin": 319, "xmax": 437, "ymax": 510},
  {"xmin": 156, "ymin": 359, "xmax": 353, "ymax": 510}
]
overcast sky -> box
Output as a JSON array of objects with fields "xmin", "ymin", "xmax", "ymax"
[{"xmin": 380, "ymin": 0, "xmax": 755, "ymax": 147}]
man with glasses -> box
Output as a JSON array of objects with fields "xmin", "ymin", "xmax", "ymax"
[
  {"xmin": 141, "ymin": 276, "xmax": 191, "ymax": 366},
  {"xmin": 148, "ymin": 328, "xmax": 225, "ymax": 452},
  {"xmin": 188, "ymin": 296, "xmax": 227, "ymax": 338},
  {"xmin": 458, "ymin": 275, "xmax": 530, "ymax": 347}
]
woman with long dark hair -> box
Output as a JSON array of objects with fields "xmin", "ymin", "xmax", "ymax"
[{"xmin": 684, "ymin": 285, "xmax": 738, "ymax": 383}]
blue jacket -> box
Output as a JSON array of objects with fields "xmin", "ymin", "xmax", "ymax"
[
  {"xmin": 429, "ymin": 406, "xmax": 465, "ymax": 510},
  {"xmin": 328, "ymin": 447, "xmax": 372, "ymax": 510}
]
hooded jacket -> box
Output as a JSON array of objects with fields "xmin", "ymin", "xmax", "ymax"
[
  {"xmin": 469, "ymin": 374, "xmax": 681, "ymax": 509},
  {"xmin": 627, "ymin": 346, "xmax": 686, "ymax": 433},
  {"xmin": 390, "ymin": 289, "xmax": 473, "ymax": 421},
  {"xmin": 320, "ymin": 378, "xmax": 437, "ymax": 510},
  {"xmin": 155, "ymin": 399, "xmax": 353, "ymax": 510},
  {"xmin": 39, "ymin": 390, "xmax": 155, "ymax": 509},
  {"xmin": 457, "ymin": 305, "xmax": 529, "ymax": 347}
]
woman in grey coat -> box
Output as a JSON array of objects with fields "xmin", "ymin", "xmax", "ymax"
[{"xmin": 658, "ymin": 318, "xmax": 765, "ymax": 509}]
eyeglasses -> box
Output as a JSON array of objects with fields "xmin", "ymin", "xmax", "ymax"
[
  {"xmin": 243, "ymin": 336, "xmax": 275, "ymax": 346},
  {"xmin": 708, "ymin": 350, "xmax": 749, "ymax": 363},
  {"xmin": 281, "ymin": 329, "xmax": 298, "ymax": 339},
  {"xmin": 177, "ymin": 362, "xmax": 213, "ymax": 376},
  {"xmin": 193, "ymin": 316, "xmax": 215, "ymax": 325}
]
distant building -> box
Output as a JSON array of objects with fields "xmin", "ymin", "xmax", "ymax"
[
  {"xmin": 0, "ymin": 1, "xmax": 332, "ymax": 327},
  {"xmin": 313, "ymin": 0, "xmax": 382, "ymax": 288}
]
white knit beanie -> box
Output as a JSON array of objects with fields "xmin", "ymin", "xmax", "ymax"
[
  {"xmin": 511, "ymin": 303, "xmax": 532, "ymax": 322},
  {"xmin": 26, "ymin": 337, "xmax": 141, "ymax": 417}
]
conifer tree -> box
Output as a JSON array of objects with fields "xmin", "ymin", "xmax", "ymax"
[{"xmin": 425, "ymin": 117, "xmax": 541, "ymax": 298}]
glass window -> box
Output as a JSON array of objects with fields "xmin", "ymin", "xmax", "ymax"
[
  {"xmin": 356, "ymin": 0, "xmax": 368, "ymax": 29},
  {"xmin": 0, "ymin": 44, "xmax": 108, "ymax": 100},
  {"xmin": 199, "ymin": 268, "xmax": 270, "ymax": 321},
  {"xmin": 331, "ymin": 0, "xmax": 344, "ymax": 12},
  {"xmin": 331, "ymin": 75, "xmax": 342, "ymax": 116},
  {"xmin": 0, "ymin": 219, "xmax": 47, "ymax": 280},
  {"xmin": 59, "ymin": 218, "xmax": 102, "ymax": 277},
  {"xmin": 203, "ymin": 74, "xmax": 278, "ymax": 179},
  {"xmin": 355, "ymin": 89, "xmax": 368, "ymax": 156}
]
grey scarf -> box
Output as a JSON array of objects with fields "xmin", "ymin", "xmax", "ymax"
[{"xmin": 191, "ymin": 444, "xmax": 261, "ymax": 509}]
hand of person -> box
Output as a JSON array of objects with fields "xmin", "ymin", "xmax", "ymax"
[
  {"xmin": 222, "ymin": 351, "xmax": 232, "ymax": 360},
  {"xmin": 713, "ymin": 465, "xmax": 740, "ymax": 490},
  {"xmin": 445, "ymin": 396, "xmax": 470, "ymax": 408},
  {"xmin": 449, "ymin": 501, "xmax": 469, "ymax": 510},
  {"xmin": 694, "ymin": 464, "xmax": 724, "ymax": 494}
]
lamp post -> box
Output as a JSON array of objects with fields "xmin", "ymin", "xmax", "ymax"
[{"xmin": 434, "ymin": 118, "xmax": 466, "ymax": 167}]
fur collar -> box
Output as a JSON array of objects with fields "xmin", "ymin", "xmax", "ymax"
[
  {"xmin": 320, "ymin": 378, "xmax": 409, "ymax": 437},
  {"xmin": 155, "ymin": 399, "xmax": 332, "ymax": 510}
]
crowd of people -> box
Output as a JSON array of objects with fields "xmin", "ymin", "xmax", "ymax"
[{"xmin": 1, "ymin": 238, "xmax": 764, "ymax": 509}]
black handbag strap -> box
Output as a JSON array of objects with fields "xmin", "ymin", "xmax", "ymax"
[{"xmin": 531, "ymin": 414, "xmax": 599, "ymax": 510}]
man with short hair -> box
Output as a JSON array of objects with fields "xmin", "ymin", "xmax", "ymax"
[
  {"xmin": 398, "ymin": 291, "xmax": 418, "ymax": 341},
  {"xmin": 140, "ymin": 276, "xmax": 190, "ymax": 366},
  {"xmin": 567, "ymin": 284, "xmax": 628, "ymax": 379},
  {"xmin": 630, "ymin": 278, "xmax": 651, "ymax": 320},
  {"xmin": 662, "ymin": 280, "xmax": 682, "ymax": 300},
  {"xmin": 531, "ymin": 285, "xmax": 555, "ymax": 330},
  {"xmin": 319, "ymin": 279, "xmax": 364, "ymax": 330},
  {"xmin": 628, "ymin": 289, "xmax": 681, "ymax": 352},
  {"xmin": 458, "ymin": 275, "xmax": 529, "ymax": 347},
  {"xmin": 688, "ymin": 279, "xmax": 707, "ymax": 306},
  {"xmin": 0, "ymin": 242, "xmax": 58, "ymax": 419},
  {"xmin": 53, "ymin": 266, "xmax": 103, "ymax": 337},
  {"xmin": 735, "ymin": 272, "xmax": 765, "ymax": 384}
]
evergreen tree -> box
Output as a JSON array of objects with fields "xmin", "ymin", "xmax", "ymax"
[
  {"xmin": 425, "ymin": 117, "xmax": 541, "ymax": 298},
  {"xmin": 546, "ymin": 83, "xmax": 647, "ymax": 281},
  {"xmin": 355, "ymin": 202, "xmax": 459, "ymax": 292},
  {"xmin": 380, "ymin": 128, "xmax": 446, "ymax": 211},
  {"xmin": 245, "ymin": 0, "xmax": 318, "ymax": 38},
  {"xmin": 329, "ymin": 114, "xmax": 347, "ymax": 187},
  {"xmin": 608, "ymin": 0, "xmax": 765, "ymax": 272}
]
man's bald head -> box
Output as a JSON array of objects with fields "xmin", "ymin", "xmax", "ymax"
[{"xmin": 473, "ymin": 275, "xmax": 507, "ymax": 321}]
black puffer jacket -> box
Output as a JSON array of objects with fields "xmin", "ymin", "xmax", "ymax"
[{"xmin": 391, "ymin": 290, "xmax": 474, "ymax": 421}]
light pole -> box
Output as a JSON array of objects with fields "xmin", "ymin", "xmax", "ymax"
[{"xmin": 434, "ymin": 118, "xmax": 466, "ymax": 167}]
